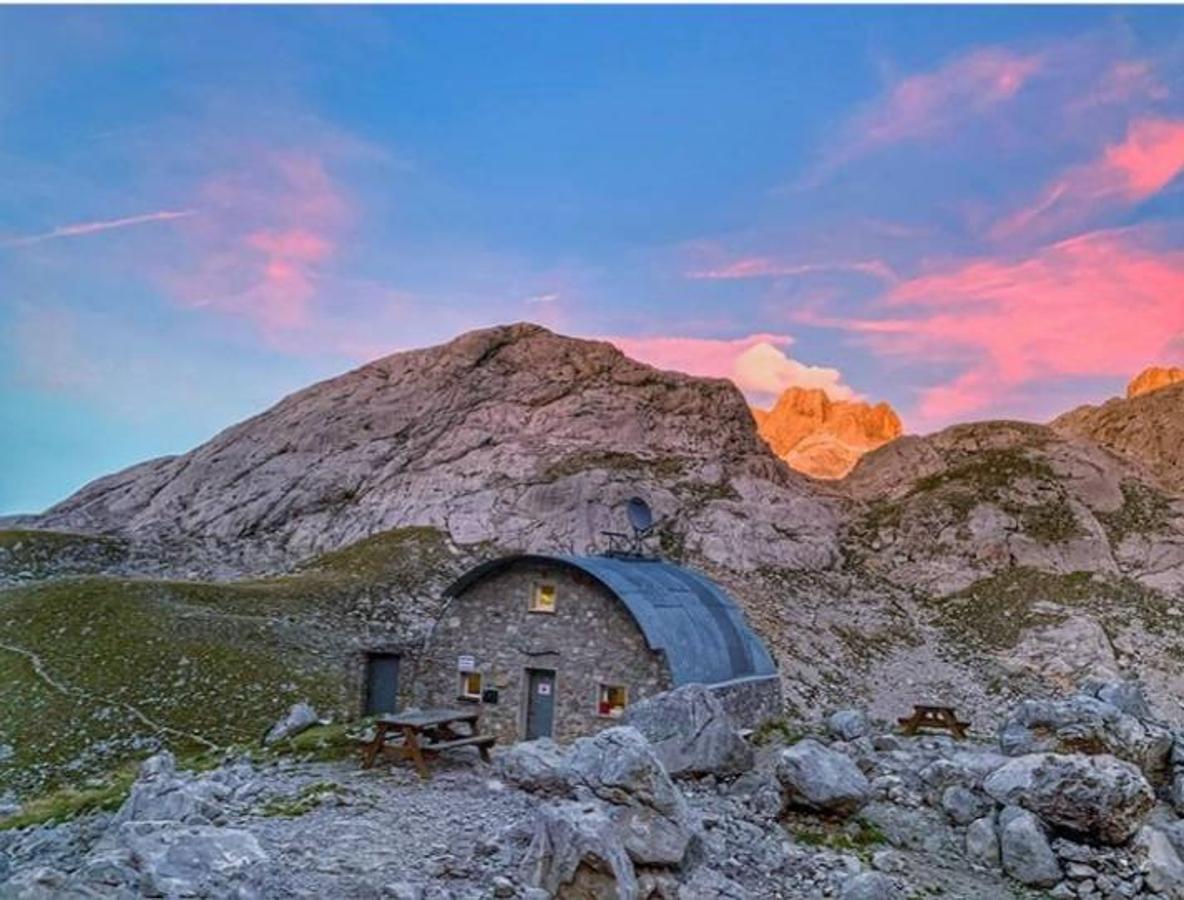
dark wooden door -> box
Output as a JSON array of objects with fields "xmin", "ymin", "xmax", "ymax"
[
  {"xmin": 525, "ymin": 668, "xmax": 556, "ymax": 740},
  {"xmin": 364, "ymin": 654, "xmax": 400, "ymax": 715}
]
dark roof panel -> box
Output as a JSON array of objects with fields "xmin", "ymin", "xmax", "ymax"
[{"xmin": 444, "ymin": 554, "xmax": 778, "ymax": 686}]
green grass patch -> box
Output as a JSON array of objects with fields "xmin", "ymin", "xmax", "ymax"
[
  {"xmin": 0, "ymin": 764, "xmax": 137, "ymax": 831},
  {"xmin": 542, "ymin": 451, "xmax": 689, "ymax": 482},
  {"xmin": 752, "ymin": 717, "xmax": 811, "ymax": 747},
  {"xmin": 257, "ymin": 780, "xmax": 343, "ymax": 818},
  {"xmin": 851, "ymin": 447, "xmax": 1082, "ymax": 546},
  {"xmin": 925, "ymin": 567, "xmax": 1170, "ymax": 651},
  {"xmin": 792, "ymin": 817, "xmax": 886, "ymax": 853},
  {"xmin": 1097, "ymin": 481, "xmax": 1174, "ymax": 544}
]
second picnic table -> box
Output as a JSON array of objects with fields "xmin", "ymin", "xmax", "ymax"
[{"xmin": 359, "ymin": 707, "xmax": 495, "ymax": 778}]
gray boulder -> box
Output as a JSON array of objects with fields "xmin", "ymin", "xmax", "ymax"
[
  {"xmin": 965, "ymin": 814, "xmax": 1000, "ymax": 867},
  {"xmin": 998, "ymin": 806, "xmax": 1061, "ymax": 887},
  {"xmin": 1135, "ymin": 825, "xmax": 1184, "ymax": 897},
  {"xmin": 940, "ymin": 785, "xmax": 991, "ymax": 826},
  {"xmin": 114, "ymin": 752, "xmax": 223, "ymax": 826},
  {"xmin": 565, "ymin": 727, "xmax": 695, "ymax": 866},
  {"xmin": 117, "ymin": 822, "xmax": 267, "ymax": 898},
  {"xmin": 1081, "ymin": 678, "xmax": 1154, "ymax": 719},
  {"xmin": 494, "ymin": 739, "xmax": 571, "ymax": 796},
  {"xmin": 983, "ymin": 753, "xmax": 1154, "ymax": 845},
  {"xmin": 519, "ymin": 801, "xmax": 637, "ymax": 900},
  {"xmin": 262, "ymin": 701, "xmax": 322, "ymax": 746},
  {"xmin": 828, "ymin": 709, "xmax": 871, "ymax": 742},
  {"xmin": 840, "ymin": 872, "xmax": 899, "ymax": 900},
  {"xmin": 776, "ymin": 739, "xmax": 870, "ymax": 818},
  {"xmin": 620, "ymin": 684, "xmax": 753, "ymax": 777},
  {"xmin": 999, "ymin": 694, "xmax": 1171, "ymax": 782}
]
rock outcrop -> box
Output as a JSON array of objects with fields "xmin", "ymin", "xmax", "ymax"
[
  {"xmin": 1053, "ymin": 377, "xmax": 1184, "ymax": 494},
  {"xmin": 30, "ymin": 324, "xmax": 839, "ymax": 577},
  {"xmin": 753, "ymin": 387, "xmax": 902, "ymax": 480},
  {"xmin": 620, "ymin": 683, "xmax": 754, "ymax": 778},
  {"xmin": 1128, "ymin": 366, "xmax": 1184, "ymax": 399}
]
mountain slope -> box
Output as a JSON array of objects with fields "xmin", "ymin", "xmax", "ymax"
[
  {"xmin": 1053, "ymin": 380, "xmax": 1184, "ymax": 493},
  {"xmin": 753, "ymin": 388, "xmax": 902, "ymax": 479},
  {"xmin": 842, "ymin": 419, "xmax": 1184, "ymax": 596},
  {"xmin": 33, "ymin": 324, "xmax": 839, "ymax": 577}
]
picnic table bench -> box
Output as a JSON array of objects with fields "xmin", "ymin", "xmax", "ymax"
[
  {"xmin": 897, "ymin": 704, "xmax": 970, "ymax": 739},
  {"xmin": 359, "ymin": 708, "xmax": 495, "ymax": 779}
]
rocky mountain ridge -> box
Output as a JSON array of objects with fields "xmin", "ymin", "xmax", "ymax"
[
  {"xmin": 31, "ymin": 323, "xmax": 840, "ymax": 577},
  {"xmin": 753, "ymin": 387, "xmax": 903, "ymax": 480}
]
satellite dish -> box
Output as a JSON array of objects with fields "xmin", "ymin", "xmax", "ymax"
[{"xmin": 626, "ymin": 496, "xmax": 654, "ymax": 534}]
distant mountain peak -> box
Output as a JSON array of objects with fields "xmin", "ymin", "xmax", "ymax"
[
  {"xmin": 752, "ymin": 386, "xmax": 903, "ymax": 479},
  {"xmin": 1127, "ymin": 365, "xmax": 1184, "ymax": 399}
]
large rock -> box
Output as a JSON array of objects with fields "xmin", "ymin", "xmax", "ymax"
[
  {"xmin": 115, "ymin": 822, "xmax": 267, "ymax": 898},
  {"xmin": 965, "ymin": 814, "xmax": 1000, "ymax": 867},
  {"xmin": 998, "ymin": 806, "xmax": 1061, "ymax": 887},
  {"xmin": 839, "ymin": 871, "xmax": 900, "ymax": 900},
  {"xmin": 827, "ymin": 709, "xmax": 871, "ymax": 742},
  {"xmin": 983, "ymin": 753, "xmax": 1154, "ymax": 845},
  {"xmin": 261, "ymin": 701, "xmax": 322, "ymax": 745},
  {"xmin": 775, "ymin": 739, "xmax": 870, "ymax": 817},
  {"xmin": 114, "ymin": 752, "xmax": 224, "ymax": 826},
  {"xmin": 495, "ymin": 739, "xmax": 571, "ymax": 796},
  {"xmin": 519, "ymin": 801, "xmax": 637, "ymax": 900},
  {"xmin": 1136, "ymin": 825, "xmax": 1184, "ymax": 896},
  {"xmin": 620, "ymin": 684, "xmax": 753, "ymax": 778},
  {"xmin": 565, "ymin": 727, "xmax": 695, "ymax": 866},
  {"xmin": 999, "ymin": 693, "xmax": 1172, "ymax": 781}
]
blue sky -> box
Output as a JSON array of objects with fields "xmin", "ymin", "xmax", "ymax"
[{"xmin": 2, "ymin": 6, "xmax": 1183, "ymax": 513}]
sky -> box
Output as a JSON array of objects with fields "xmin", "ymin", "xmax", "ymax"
[{"xmin": 2, "ymin": 6, "xmax": 1184, "ymax": 514}]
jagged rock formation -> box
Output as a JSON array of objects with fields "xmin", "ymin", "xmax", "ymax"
[
  {"xmin": 1054, "ymin": 380, "xmax": 1184, "ymax": 494},
  {"xmin": 1128, "ymin": 366, "xmax": 1184, "ymax": 399},
  {"xmin": 753, "ymin": 387, "xmax": 902, "ymax": 480},
  {"xmin": 30, "ymin": 324, "xmax": 840, "ymax": 577}
]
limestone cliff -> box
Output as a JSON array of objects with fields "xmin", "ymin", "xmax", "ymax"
[{"xmin": 752, "ymin": 387, "xmax": 902, "ymax": 479}]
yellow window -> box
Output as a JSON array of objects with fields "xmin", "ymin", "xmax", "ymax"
[
  {"xmin": 530, "ymin": 583, "xmax": 557, "ymax": 613},
  {"xmin": 597, "ymin": 684, "xmax": 628, "ymax": 718},
  {"xmin": 459, "ymin": 671, "xmax": 483, "ymax": 699}
]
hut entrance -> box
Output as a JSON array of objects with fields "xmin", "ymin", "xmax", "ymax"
[
  {"xmin": 364, "ymin": 653, "xmax": 401, "ymax": 715},
  {"xmin": 524, "ymin": 668, "xmax": 556, "ymax": 740}
]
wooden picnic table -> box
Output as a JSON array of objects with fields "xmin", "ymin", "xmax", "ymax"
[
  {"xmin": 359, "ymin": 707, "xmax": 495, "ymax": 779},
  {"xmin": 897, "ymin": 704, "xmax": 970, "ymax": 739}
]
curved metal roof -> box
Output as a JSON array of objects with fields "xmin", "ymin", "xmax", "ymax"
[{"xmin": 444, "ymin": 554, "xmax": 778, "ymax": 686}]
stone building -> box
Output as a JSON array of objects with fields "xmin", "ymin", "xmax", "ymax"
[{"xmin": 413, "ymin": 553, "xmax": 781, "ymax": 744}]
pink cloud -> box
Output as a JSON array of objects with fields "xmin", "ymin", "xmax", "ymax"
[
  {"xmin": 1068, "ymin": 59, "xmax": 1168, "ymax": 112},
  {"xmin": 809, "ymin": 47, "xmax": 1042, "ymax": 179},
  {"xmin": 815, "ymin": 229, "xmax": 1184, "ymax": 425},
  {"xmin": 690, "ymin": 257, "xmax": 898, "ymax": 283},
  {"xmin": 993, "ymin": 118, "xmax": 1184, "ymax": 241},
  {"xmin": 1, "ymin": 209, "xmax": 195, "ymax": 248},
  {"xmin": 167, "ymin": 150, "xmax": 351, "ymax": 337},
  {"xmin": 606, "ymin": 333, "xmax": 854, "ymax": 403}
]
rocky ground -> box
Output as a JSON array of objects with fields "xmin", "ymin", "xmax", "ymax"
[{"xmin": 6, "ymin": 681, "xmax": 1184, "ymax": 899}]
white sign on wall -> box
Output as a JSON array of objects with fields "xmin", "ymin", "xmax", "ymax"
[{"xmin": 457, "ymin": 655, "xmax": 475, "ymax": 671}]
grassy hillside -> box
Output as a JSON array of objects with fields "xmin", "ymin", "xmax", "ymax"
[{"xmin": 0, "ymin": 526, "xmax": 478, "ymax": 799}]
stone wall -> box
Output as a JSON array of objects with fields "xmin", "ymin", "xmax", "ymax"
[
  {"xmin": 708, "ymin": 675, "xmax": 784, "ymax": 729},
  {"xmin": 416, "ymin": 562, "xmax": 672, "ymax": 743}
]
